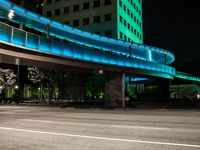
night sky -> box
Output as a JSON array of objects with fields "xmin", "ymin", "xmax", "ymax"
[{"xmin": 143, "ymin": 0, "xmax": 200, "ymax": 74}]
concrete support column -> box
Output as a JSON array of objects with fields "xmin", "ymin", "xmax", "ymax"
[
  {"xmin": 156, "ymin": 79, "xmax": 171, "ymax": 101},
  {"xmin": 67, "ymin": 74, "xmax": 84, "ymax": 102},
  {"xmin": 68, "ymin": 85, "xmax": 84, "ymax": 101},
  {"xmin": 105, "ymin": 73, "xmax": 125, "ymax": 108}
]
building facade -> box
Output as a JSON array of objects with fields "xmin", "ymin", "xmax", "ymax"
[
  {"xmin": 43, "ymin": 0, "xmax": 143, "ymax": 43},
  {"xmin": 10, "ymin": 0, "xmax": 43, "ymax": 14}
]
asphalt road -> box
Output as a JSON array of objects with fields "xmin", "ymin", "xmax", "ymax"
[{"xmin": 0, "ymin": 105, "xmax": 200, "ymax": 150}]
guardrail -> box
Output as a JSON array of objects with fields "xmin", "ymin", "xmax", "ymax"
[{"xmin": 0, "ymin": 21, "xmax": 175, "ymax": 79}]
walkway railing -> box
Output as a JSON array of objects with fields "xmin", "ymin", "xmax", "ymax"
[
  {"xmin": 0, "ymin": 0, "xmax": 175, "ymax": 65},
  {"xmin": 0, "ymin": 22, "xmax": 175, "ymax": 79}
]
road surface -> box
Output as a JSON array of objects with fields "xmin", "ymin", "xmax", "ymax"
[{"xmin": 0, "ymin": 105, "xmax": 200, "ymax": 150}]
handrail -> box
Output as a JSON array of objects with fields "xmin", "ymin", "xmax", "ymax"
[
  {"xmin": 0, "ymin": 21, "xmax": 176, "ymax": 79},
  {"xmin": 0, "ymin": 0, "xmax": 175, "ymax": 65}
]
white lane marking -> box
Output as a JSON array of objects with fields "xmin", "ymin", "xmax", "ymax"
[
  {"xmin": 111, "ymin": 125, "xmax": 171, "ymax": 131},
  {"xmin": 0, "ymin": 112, "xmax": 16, "ymax": 114},
  {"xmin": 0, "ymin": 126, "xmax": 200, "ymax": 148},
  {"xmin": 19, "ymin": 119, "xmax": 53, "ymax": 123}
]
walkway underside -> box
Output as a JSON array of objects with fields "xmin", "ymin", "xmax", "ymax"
[{"xmin": 0, "ymin": 43, "xmax": 173, "ymax": 80}]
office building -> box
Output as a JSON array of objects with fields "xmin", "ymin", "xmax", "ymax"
[{"xmin": 43, "ymin": 0, "xmax": 143, "ymax": 43}]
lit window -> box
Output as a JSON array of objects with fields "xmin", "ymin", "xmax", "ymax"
[
  {"xmin": 131, "ymin": 12, "xmax": 133, "ymax": 19},
  {"xmin": 124, "ymin": 35, "xmax": 127, "ymax": 41},
  {"xmin": 124, "ymin": 19, "xmax": 126, "ymax": 26},
  {"xmin": 128, "ymin": 23, "xmax": 130, "ymax": 29},
  {"xmin": 134, "ymin": 29, "xmax": 136, "ymax": 35},
  {"xmin": 120, "ymin": 32, "xmax": 123, "ymax": 39},
  {"xmin": 120, "ymin": 16, "xmax": 122, "ymax": 23},
  {"xmin": 123, "ymin": 5, "xmax": 126, "ymax": 12},
  {"xmin": 127, "ymin": 9, "xmax": 130, "ymax": 15},
  {"xmin": 120, "ymin": 0, "xmax": 122, "ymax": 7}
]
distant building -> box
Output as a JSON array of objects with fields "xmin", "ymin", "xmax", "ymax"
[
  {"xmin": 10, "ymin": 0, "xmax": 43, "ymax": 14},
  {"xmin": 43, "ymin": 0, "xmax": 143, "ymax": 43}
]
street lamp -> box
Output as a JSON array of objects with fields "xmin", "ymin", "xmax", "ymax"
[
  {"xmin": 14, "ymin": 85, "xmax": 19, "ymax": 90},
  {"xmin": 15, "ymin": 58, "xmax": 20, "ymax": 105},
  {"xmin": 98, "ymin": 70, "xmax": 104, "ymax": 74}
]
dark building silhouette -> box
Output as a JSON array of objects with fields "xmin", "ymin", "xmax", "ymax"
[{"xmin": 10, "ymin": 0, "xmax": 43, "ymax": 14}]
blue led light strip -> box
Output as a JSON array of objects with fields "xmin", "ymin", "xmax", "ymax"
[
  {"xmin": 0, "ymin": 0, "xmax": 175, "ymax": 65},
  {"xmin": 0, "ymin": 0, "xmax": 177, "ymax": 79}
]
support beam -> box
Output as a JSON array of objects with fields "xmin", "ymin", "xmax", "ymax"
[{"xmin": 105, "ymin": 73, "xmax": 125, "ymax": 108}]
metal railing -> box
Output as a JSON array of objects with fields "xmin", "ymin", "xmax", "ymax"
[{"xmin": 0, "ymin": 21, "xmax": 176, "ymax": 79}]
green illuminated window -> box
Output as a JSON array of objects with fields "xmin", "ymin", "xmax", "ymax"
[
  {"xmin": 123, "ymin": 5, "xmax": 126, "ymax": 12},
  {"xmin": 120, "ymin": 16, "xmax": 122, "ymax": 22},
  {"xmin": 124, "ymin": 19, "xmax": 126, "ymax": 26},
  {"xmin": 120, "ymin": 0, "xmax": 122, "ymax": 7},
  {"xmin": 120, "ymin": 32, "xmax": 123, "ymax": 39}
]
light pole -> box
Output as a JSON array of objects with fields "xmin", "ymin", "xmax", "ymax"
[{"xmin": 15, "ymin": 58, "xmax": 20, "ymax": 105}]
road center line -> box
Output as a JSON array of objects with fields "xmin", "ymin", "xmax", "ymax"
[
  {"xmin": 111, "ymin": 125, "xmax": 171, "ymax": 130},
  {"xmin": 0, "ymin": 126, "xmax": 200, "ymax": 148},
  {"xmin": 19, "ymin": 119, "xmax": 170, "ymax": 130},
  {"xmin": 19, "ymin": 119, "xmax": 53, "ymax": 123}
]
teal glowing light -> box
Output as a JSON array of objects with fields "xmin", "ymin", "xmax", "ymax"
[
  {"xmin": 176, "ymin": 72, "xmax": 200, "ymax": 83},
  {"xmin": 0, "ymin": 0, "xmax": 177, "ymax": 79},
  {"xmin": 0, "ymin": 0, "xmax": 175, "ymax": 65}
]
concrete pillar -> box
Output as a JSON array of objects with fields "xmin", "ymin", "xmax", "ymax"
[
  {"xmin": 67, "ymin": 74, "xmax": 84, "ymax": 102},
  {"xmin": 68, "ymin": 85, "xmax": 84, "ymax": 102},
  {"xmin": 105, "ymin": 73, "xmax": 125, "ymax": 108},
  {"xmin": 156, "ymin": 79, "xmax": 171, "ymax": 101}
]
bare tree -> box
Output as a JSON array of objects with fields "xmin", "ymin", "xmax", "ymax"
[
  {"xmin": 27, "ymin": 66, "xmax": 45, "ymax": 103},
  {"xmin": 27, "ymin": 67, "xmax": 45, "ymax": 84},
  {"xmin": 0, "ymin": 68, "xmax": 16, "ymax": 103},
  {"xmin": 0, "ymin": 68, "xmax": 16, "ymax": 93}
]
